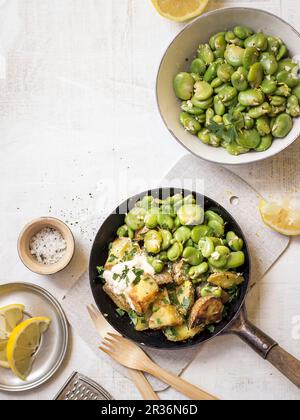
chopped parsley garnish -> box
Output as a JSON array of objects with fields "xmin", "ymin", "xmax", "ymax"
[
  {"xmin": 96, "ymin": 266, "xmax": 104, "ymax": 276},
  {"xmin": 111, "ymin": 266, "xmax": 131, "ymax": 285},
  {"xmin": 115, "ymin": 266, "xmax": 130, "ymax": 285},
  {"xmin": 129, "ymin": 311, "xmax": 138, "ymax": 326},
  {"xmin": 207, "ymin": 325, "xmax": 216, "ymax": 334},
  {"xmin": 116, "ymin": 308, "xmax": 126, "ymax": 317},
  {"xmin": 96, "ymin": 266, "xmax": 105, "ymax": 282},
  {"xmin": 123, "ymin": 247, "xmax": 138, "ymax": 262},
  {"xmin": 228, "ymin": 285, "xmax": 240, "ymax": 301},
  {"xmin": 208, "ymin": 109, "xmax": 244, "ymax": 145},
  {"xmin": 107, "ymin": 254, "xmax": 117, "ymax": 263},
  {"xmin": 165, "ymin": 327, "xmax": 177, "ymax": 339},
  {"xmin": 132, "ymin": 268, "xmax": 144, "ymax": 284}
]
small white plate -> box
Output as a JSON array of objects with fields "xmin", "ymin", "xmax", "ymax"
[
  {"xmin": 0, "ymin": 283, "xmax": 68, "ymax": 392},
  {"xmin": 156, "ymin": 7, "xmax": 300, "ymax": 165}
]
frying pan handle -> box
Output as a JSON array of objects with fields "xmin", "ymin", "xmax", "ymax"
[
  {"xmin": 227, "ymin": 306, "xmax": 277, "ymax": 358},
  {"xmin": 227, "ymin": 307, "xmax": 300, "ymax": 388}
]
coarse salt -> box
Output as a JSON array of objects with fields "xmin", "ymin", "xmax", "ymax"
[{"xmin": 29, "ymin": 227, "xmax": 67, "ymax": 265}]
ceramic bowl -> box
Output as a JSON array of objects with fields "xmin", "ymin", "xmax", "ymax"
[
  {"xmin": 18, "ymin": 217, "xmax": 75, "ymax": 275},
  {"xmin": 156, "ymin": 7, "xmax": 300, "ymax": 165}
]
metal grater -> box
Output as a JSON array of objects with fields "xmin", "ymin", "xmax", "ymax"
[{"xmin": 54, "ymin": 372, "xmax": 114, "ymax": 400}]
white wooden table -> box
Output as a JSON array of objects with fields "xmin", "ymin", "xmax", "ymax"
[{"xmin": 0, "ymin": 0, "xmax": 300, "ymax": 400}]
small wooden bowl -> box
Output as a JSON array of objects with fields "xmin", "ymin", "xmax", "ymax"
[{"xmin": 18, "ymin": 217, "xmax": 75, "ymax": 275}]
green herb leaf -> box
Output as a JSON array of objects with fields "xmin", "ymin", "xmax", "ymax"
[
  {"xmin": 207, "ymin": 325, "xmax": 216, "ymax": 334},
  {"xmin": 165, "ymin": 327, "xmax": 177, "ymax": 339},
  {"xmin": 228, "ymin": 285, "xmax": 240, "ymax": 301},
  {"xmin": 132, "ymin": 268, "xmax": 144, "ymax": 284},
  {"xmin": 108, "ymin": 254, "xmax": 117, "ymax": 263},
  {"xmin": 116, "ymin": 308, "xmax": 126, "ymax": 317},
  {"xmin": 96, "ymin": 266, "xmax": 104, "ymax": 275}
]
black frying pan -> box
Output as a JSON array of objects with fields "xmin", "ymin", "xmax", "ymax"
[{"xmin": 90, "ymin": 188, "xmax": 300, "ymax": 388}]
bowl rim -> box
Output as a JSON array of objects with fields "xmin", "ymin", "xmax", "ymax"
[
  {"xmin": 156, "ymin": 7, "xmax": 300, "ymax": 166},
  {"xmin": 17, "ymin": 216, "xmax": 75, "ymax": 275}
]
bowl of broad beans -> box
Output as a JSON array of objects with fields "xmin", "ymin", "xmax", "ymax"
[{"xmin": 156, "ymin": 8, "xmax": 300, "ymax": 165}]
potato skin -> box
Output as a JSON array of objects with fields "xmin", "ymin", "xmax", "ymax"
[
  {"xmin": 176, "ymin": 281, "xmax": 195, "ymax": 316},
  {"xmin": 149, "ymin": 305, "xmax": 183, "ymax": 330},
  {"xmin": 103, "ymin": 283, "xmax": 131, "ymax": 312},
  {"xmin": 154, "ymin": 271, "xmax": 173, "ymax": 286},
  {"xmin": 129, "ymin": 275, "xmax": 159, "ymax": 314},
  {"xmin": 208, "ymin": 272, "xmax": 245, "ymax": 289},
  {"xmin": 164, "ymin": 323, "xmax": 204, "ymax": 342},
  {"xmin": 188, "ymin": 296, "xmax": 224, "ymax": 329},
  {"xmin": 172, "ymin": 260, "xmax": 190, "ymax": 285}
]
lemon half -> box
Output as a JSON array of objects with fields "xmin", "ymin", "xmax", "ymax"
[
  {"xmin": 151, "ymin": 0, "xmax": 209, "ymax": 22},
  {"xmin": 6, "ymin": 317, "xmax": 51, "ymax": 380},
  {"xmin": 259, "ymin": 199, "xmax": 300, "ymax": 236}
]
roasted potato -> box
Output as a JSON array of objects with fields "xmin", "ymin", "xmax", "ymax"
[
  {"xmin": 103, "ymin": 283, "xmax": 131, "ymax": 312},
  {"xmin": 176, "ymin": 281, "xmax": 195, "ymax": 316},
  {"xmin": 220, "ymin": 290, "xmax": 230, "ymax": 304},
  {"xmin": 208, "ymin": 272, "xmax": 245, "ymax": 290},
  {"xmin": 105, "ymin": 238, "xmax": 140, "ymax": 270},
  {"xmin": 154, "ymin": 270, "xmax": 173, "ymax": 286},
  {"xmin": 152, "ymin": 289, "xmax": 170, "ymax": 313},
  {"xmin": 149, "ymin": 305, "xmax": 183, "ymax": 330},
  {"xmin": 163, "ymin": 323, "xmax": 204, "ymax": 342},
  {"xmin": 129, "ymin": 311, "xmax": 150, "ymax": 331},
  {"xmin": 129, "ymin": 275, "xmax": 159, "ymax": 314},
  {"xmin": 172, "ymin": 260, "xmax": 190, "ymax": 285},
  {"xmin": 188, "ymin": 296, "xmax": 224, "ymax": 329}
]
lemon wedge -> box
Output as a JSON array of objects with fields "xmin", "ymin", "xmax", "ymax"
[
  {"xmin": 259, "ymin": 198, "xmax": 300, "ymax": 236},
  {"xmin": 0, "ymin": 333, "xmax": 9, "ymax": 369},
  {"xmin": 151, "ymin": 0, "xmax": 208, "ymax": 22},
  {"xmin": 0, "ymin": 304, "xmax": 25, "ymax": 369},
  {"xmin": 6, "ymin": 317, "xmax": 51, "ymax": 380}
]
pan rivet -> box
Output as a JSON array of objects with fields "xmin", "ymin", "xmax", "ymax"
[{"xmin": 230, "ymin": 196, "xmax": 239, "ymax": 206}]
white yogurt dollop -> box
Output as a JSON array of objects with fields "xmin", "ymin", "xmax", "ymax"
[{"xmin": 103, "ymin": 255, "xmax": 155, "ymax": 310}]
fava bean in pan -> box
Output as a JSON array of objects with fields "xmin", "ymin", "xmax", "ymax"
[{"xmin": 173, "ymin": 27, "xmax": 300, "ymax": 156}]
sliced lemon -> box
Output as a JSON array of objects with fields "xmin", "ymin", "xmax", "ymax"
[
  {"xmin": 6, "ymin": 317, "xmax": 51, "ymax": 380},
  {"xmin": 259, "ymin": 199, "xmax": 300, "ymax": 236},
  {"xmin": 0, "ymin": 304, "xmax": 25, "ymax": 369},
  {"xmin": 0, "ymin": 333, "xmax": 9, "ymax": 369},
  {"xmin": 151, "ymin": 0, "xmax": 208, "ymax": 22},
  {"xmin": 0, "ymin": 304, "xmax": 25, "ymax": 334}
]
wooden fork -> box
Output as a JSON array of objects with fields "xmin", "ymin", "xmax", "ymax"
[
  {"xmin": 99, "ymin": 333, "xmax": 219, "ymax": 401},
  {"xmin": 87, "ymin": 304, "xmax": 159, "ymax": 400}
]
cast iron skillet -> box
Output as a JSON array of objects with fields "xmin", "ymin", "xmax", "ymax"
[{"xmin": 90, "ymin": 188, "xmax": 300, "ymax": 388}]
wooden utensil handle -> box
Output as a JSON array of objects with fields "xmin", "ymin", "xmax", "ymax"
[
  {"xmin": 128, "ymin": 369, "xmax": 160, "ymax": 400},
  {"xmin": 267, "ymin": 346, "xmax": 300, "ymax": 389},
  {"xmin": 147, "ymin": 363, "xmax": 218, "ymax": 400}
]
